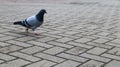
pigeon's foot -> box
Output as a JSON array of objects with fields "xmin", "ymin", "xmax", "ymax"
[
  {"xmin": 33, "ymin": 31, "xmax": 40, "ymax": 35},
  {"xmin": 34, "ymin": 33, "xmax": 40, "ymax": 35}
]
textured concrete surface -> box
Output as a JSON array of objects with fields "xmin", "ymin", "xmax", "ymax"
[{"xmin": 0, "ymin": 0, "xmax": 120, "ymax": 67}]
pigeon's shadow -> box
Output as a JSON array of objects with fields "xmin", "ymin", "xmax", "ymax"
[{"xmin": 12, "ymin": 31, "xmax": 42, "ymax": 38}]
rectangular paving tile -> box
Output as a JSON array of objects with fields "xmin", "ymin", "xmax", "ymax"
[
  {"xmin": 56, "ymin": 37, "xmax": 74, "ymax": 43},
  {"xmin": 0, "ymin": 45, "xmax": 23, "ymax": 53},
  {"xmin": 0, "ymin": 42, "xmax": 11, "ymax": 47},
  {"xmin": 107, "ymin": 47, "xmax": 120, "ymax": 55},
  {"xmin": 48, "ymin": 41, "xmax": 73, "ymax": 48},
  {"xmin": 87, "ymin": 42, "xmax": 113, "ymax": 49},
  {"xmin": 110, "ymin": 39, "xmax": 120, "ymax": 44},
  {"xmin": 101, "ymin": 53, "xmax": 120, "ymax": 61},
  {"xmin": 104, "ymin": 60, "xmax": 120, "ymax": 67},
  {"xmin": 80, "ymin": 53, "xmax": 111, "ymax": 63},
  {"xmin": 4, "ymin": 32, "xmax": 24, "ymax": 37},
  {"xmin": 57, "ymin": 53, "xmax": 88, "ymax": 62},
  {"xmin": 106, "ymin": 42, "xmax": 120, "ymax": 47},
  {"xmin": 0, "ymin": 29, "xmax": 10, "ymax": 33},
  {"xmin": 6, "ymin": 40, "xmax": 32, "ymax": 47},
  {"xmin": 0, "ymin": 34, "xmax": 6, "ymax": 37},
  {"xmin": 36, "ymin": 37, "xmax": 56, "ymax": 42},
  {"xmin": 0, "ymin": 59, "xmax": 30, "ymax": 67},
  {"xmin": 42, "ymin": 33, "xmax": 62, "ymax": 38},
  {"xmin": 43, "ymin": 47, "xmax": 66, "ymax": 55},
  {"xmin": 26, "ymin": 60, "xmax": 56, "ymax": 67},
  {"xmin": 21, "ymin": 46, "xmax": 45, "ymax": 54},
  {"xmin": 15, "ymin": 36, "xmax": 35, "ymax": 42},
  {"xmin": 87, "ymin": 47, "xmax": 107, "ymax": 55},
  {"xmin": 27, "ymin": 41, "xmax": 53, "ymax": 48},
  {"xmin": 54, "ymin": 60, "xmax": 81, "ymax": 67},
  {"xmin": 0, "ymin": 36, "xmax": 16, "ymax": 41},
  {"xmin": 93, "ymin": 38, "xmax": 110, "ymax": 44},
  {"xmin": 68, "ymin": 42, "xmax": 93, "ymax": 49},
  {"xmin": 34, "ymin": 53, "xmax": 65, "ymax": 63},
  {"xmin": 66, "ymin": 47, "xmax": 86, "ymax": 55},
  {"xmin": 79, "ymin": 60, "xmax": 104, "ymax": 67},
  {"xmin": 74, "ymin": 38, "xmax": 93, "ymax": 43},
  {"xmin": 0, "ymin": 53, "xmax": 15, "ymax": 61},
  {"xmin": 10, "ymin": 52, "xmax": 41, "ymax": 62}
]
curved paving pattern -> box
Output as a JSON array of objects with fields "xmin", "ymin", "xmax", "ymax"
[{"xmin": 0, "ymin": 0, "xmax": 120, "ymax": 67}]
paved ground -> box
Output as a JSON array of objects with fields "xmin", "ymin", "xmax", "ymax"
[
  {"xmin": 0, "ymin": 0, "xmax": 78, "ymax": 4},
  {"xmin": 0, "ymin": 0, "xmax": 120, "ymax": 67}
]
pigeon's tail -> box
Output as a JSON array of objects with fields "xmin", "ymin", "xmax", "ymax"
[{"xmin": 13, "ymin": 21, "xmax": 22, "ymax": 25}]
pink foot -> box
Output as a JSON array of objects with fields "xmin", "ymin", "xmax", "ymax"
[{"xmin": 34, "ymin": 33, "xmax": 40, "ymax": 35}]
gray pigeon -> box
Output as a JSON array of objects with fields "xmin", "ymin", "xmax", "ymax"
[{"xmin": 13, "ymin": 9, "xmax": 47, "ymax": 35}]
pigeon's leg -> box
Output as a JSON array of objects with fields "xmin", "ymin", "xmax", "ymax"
[
  {"xmin": 26, "ymin": 28, "xmax": 29, "ymax": 33},
  {"xmin": 32, "ymin": 27, "xmax": 40, "ymax": 35}
]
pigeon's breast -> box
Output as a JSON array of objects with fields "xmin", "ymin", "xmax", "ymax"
[{"xmin": 27, "ymin": 15, "xmax": 42, "ymax": 27}]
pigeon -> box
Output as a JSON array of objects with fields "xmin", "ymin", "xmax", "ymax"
[{"xmin": 13, "ymin": 9, "xmax": 47, "ymax": 35}]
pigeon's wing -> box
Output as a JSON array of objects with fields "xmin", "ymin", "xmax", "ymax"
[{"xmin": 26, "ymin": 16, "xmax": 36, "ymax": 27}]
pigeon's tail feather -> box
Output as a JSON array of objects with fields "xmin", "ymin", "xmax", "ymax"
[{"xmin": 13, "ymin": 21, "xmax": 23, "ymax": 25}]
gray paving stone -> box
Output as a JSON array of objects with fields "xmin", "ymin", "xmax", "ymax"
[
  {"xmin": 80, "ymin": 53, "xmax": 111, "ymax": 63},
  {"xmin": 36, "ymin": 37, "xmax": 56, "ymax": 42},
  {"xmin": 68, "ymin": 42, "xmax": 93, "ymax": 49},
  {"xmin": 0, "ymin": 36, "xmax": 16, "ymax": 41},
  {"xmin": 34, "ymin": 53, "xmax": 65, "ymax": 63},
  {"xmin": 10, "ymin": 52, "xmax": 41, "ymax": 62},
  {"xmin": 48, "ymin": 41, "xmax": 73, "ymax": 48},
  {"xmin": 0, "ymin": 59, "xmax": 30, "ymax": 67},
  {"xmin": 87, "ymin": 42, "xmax": 113, "ymax": 49},
  {"xmin": 87, "ymin": 47, "xmax": 107, "ymax": 55},
  {"xmin": 0, "ymin": 42, "xmax": 11, "ymax": 47},
  {"xmin": 101, "ymin": 53, "xmax": 120, "ymax": 61},
  {"xmin": 110, "ymin": 39, "xmax": 120, "ymax": 44},
  {"xmin": 106, "ymin": 42, "xmax": 120, "ymax": 48},
  {"xmin": 93, "ymin": 38, "xmax": 110, "ymax": 44},
  {"xmin": 43, "ymin": 47, "xmax": 66, "ymax": 55},
  {"xmin": 66, "ymin": 47, "xmax": 86, "ymax": 55},
  {"xmin": 26, "ymin": 60, "xmax": 56, "ymax": 67},
  {"xmin": 58, "ymin": 33, "xmax": 80, "ymax": 39},
  {"xmin": 0, "ymin": 45, "xmax": 23, "ymax": 53},
  {"xmin": 108, "ymin": 47, "xmax": 120, "ymax": 55},
  {"xmin": 4, "ymin": 32, "xmax": 24, "ymax": 37},
  {"xmin": 0, "ymin": 60, "xmax": 4, "ymax": 63},
  {"xmin": 79, "ymin": 60, "xmax": 104, "ymax": 67},
  {"xmin": 0, "ymin": 29, "xmax": 10, "ymax": 33},
  {"xmin": 6, "ymin": 40, "xmax": 32, "ymax": 47},
  {"xmin": 74, "ymin": 38, "xmax": 93, "ymax": 43},
  {"xmin": 27, "ymin": 41, "xmax": 53, "ymax": 48},
  {"xmin": 15, "ymin": 36, "xmax": 35, "ymax": 42},
  {"xmin": 0, "ymin": 53, "xmax": 15, "ymax": 61},
  {"xmin": 54, "ymin": 60, "xmax": 80, "ymax": 67},
  {"xmin": 48, "ymin": 30, "xmax": 63, "ymax": 34},
  {"xmin": 97, "ymin": 32, "xmax": 111, "ymax": 36},
  {"xmin": 42, "ymin": 33, "xmax": 62, "ymax": 38},
  {"xmin": 21, "ymin": 46, "xmax": 45, "ymax": 54},
  {"xmin": 57, "ymin": 53, "xmax": 88, "ymax": 62},
  {"xmin": 56, "ymin": 37, "xmax": 74, "ymax": 43},
  {"xmin": 64, "ymin": 31, "xmax": 79, "ymax": 35},
  {"xmin": 104, "ymin": 60, "xmax": 120, "ymax": 67}
]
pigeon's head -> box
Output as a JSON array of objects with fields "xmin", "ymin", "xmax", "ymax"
[
  {"xmin": 39, "ymin": 9, "xmax": 47, "ymax": 14},
  {"xmin": 36, "ymin": 9, "xmax": 47, "ymax": 21}
]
